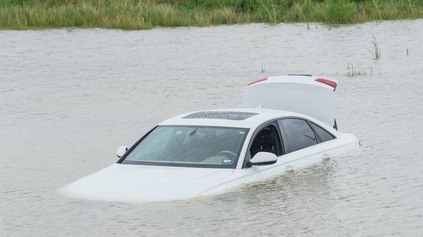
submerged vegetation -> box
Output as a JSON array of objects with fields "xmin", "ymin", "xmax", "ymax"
[
  {"xmin": 368, "ymin": 34, "xmax": 381, "ymax": 60},
  {"xmin": 345, "ymin": 63, "xmax": 378, "ymax": 77},
  {"xmin": 1, "ymin": 0, "xmax": 423, "ymax": 30}
]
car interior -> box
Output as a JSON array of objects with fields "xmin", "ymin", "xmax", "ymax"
[{"xmin": 249, "ymin": 125, "xmax": 280, "ymax": 158}]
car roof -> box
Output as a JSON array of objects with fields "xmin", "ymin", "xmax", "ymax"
[{"xmin": 159, "ymin": 108, "xmax": 310, "ymax": 128}]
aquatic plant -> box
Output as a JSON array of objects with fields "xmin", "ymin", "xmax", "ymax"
[
  {"xmin": 346, "ymin": 64, "xmax": 373, "ymax": 77},
  {"xmin": 368, "ymin": 34, "xmax": 381, "ymax": 60}
]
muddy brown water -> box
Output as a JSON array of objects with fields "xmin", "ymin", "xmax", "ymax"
[{"xmin": 1, "ymin": 20, "xmax": 423, "ymax": 236}]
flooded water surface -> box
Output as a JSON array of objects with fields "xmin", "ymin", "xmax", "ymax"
[{"xmin": 1, "ymin": 20, "xmax": 423, "ymax": 236}]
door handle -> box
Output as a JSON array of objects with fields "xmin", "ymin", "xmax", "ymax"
[
  {"xmin": 322, "ymin": 153, "xmax": 330, "ymax": 161},
  {"xmin": 285, "ymin": 164, "xmax": 294, "ymax": 172}
]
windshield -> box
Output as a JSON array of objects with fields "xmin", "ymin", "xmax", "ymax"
[{"xmin": 120, "ymin": 126, "xmax": 248, "ymax": 168}]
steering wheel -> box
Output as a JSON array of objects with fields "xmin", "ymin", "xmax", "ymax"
[{"xmin": 216, "ymin": 150, "xmax": 237, "ymax": 159}]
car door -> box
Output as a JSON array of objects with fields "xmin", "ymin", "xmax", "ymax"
[
  {"xmin": 235, "ymin": 121, "xmax": 288, "ymax": 182},
  {"xmin": 242, "ymin": 121, "xmax": 282, "ymax": 168},
  {"xmin": 276, "ymin": 118, "xmax": 336, "ymax": 171},
  {"xmin": 234, "ymin": 117, "xmax": 340, "ymax": 185}
]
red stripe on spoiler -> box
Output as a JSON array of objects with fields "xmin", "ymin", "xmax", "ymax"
[
  {"xmin": 247, "ymin": 77, "xmax": 268, "ymax": 86},
  {"xmin": 315, "ymin": 78, "xmax": 337, "ymax": 91}
]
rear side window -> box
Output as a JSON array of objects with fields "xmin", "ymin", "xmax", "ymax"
[
  {"xmin": 278, "ymin": 119, "xmax": 317, "ymax": 153},
  {"xmin": 309, "ymin": 122, "xmax": 335, "ymax": 142}
]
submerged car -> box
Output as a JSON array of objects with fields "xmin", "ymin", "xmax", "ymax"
[{"xmin": 59, "ymin": 75, "xmax": 359, "ymax": 203}]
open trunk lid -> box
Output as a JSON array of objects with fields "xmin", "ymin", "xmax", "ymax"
[{"xmin": 242, "ymin": 75, "xmax": 338, "ymax": 128}]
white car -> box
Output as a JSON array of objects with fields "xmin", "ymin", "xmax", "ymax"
[{"xmin": 59, "ymin": 75, "xmax": 359, "ymax": 203}]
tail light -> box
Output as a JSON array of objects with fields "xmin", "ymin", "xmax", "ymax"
[
  {"xmin": 315, "ymin": 78, "xmax": 337, "ymax": 91},
  {"xmin": 247, "ymin": 77, "xmax": 268, "ymax": 86}
]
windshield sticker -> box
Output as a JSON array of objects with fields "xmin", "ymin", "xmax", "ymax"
[{"xmin": 221, "ymin": 159, "xmax": 233, "ymax": 165}]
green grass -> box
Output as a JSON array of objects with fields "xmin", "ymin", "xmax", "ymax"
[{"xmin": 1, "ymin": 0, "xmax": 423, "ymax": 30}]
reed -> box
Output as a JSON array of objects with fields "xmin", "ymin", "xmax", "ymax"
[
  {"xmin": 259, "ymin": 0, "xmax": 277, "ymax": 24},
  {"xmin": 368, "ymin": 34, "xmax": 381, "ymax": 60},
  {"xmin": 346, "ymin": 64, "xmax": 374, "ymax": 77},
  {"xmin": 1, "ymin": 0, "xmax": 423, "ymax": 30}
]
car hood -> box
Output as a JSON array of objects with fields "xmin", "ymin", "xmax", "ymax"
[{"xmin": 59, "ymin": 164, "xmax": 235, "ymax": 203}]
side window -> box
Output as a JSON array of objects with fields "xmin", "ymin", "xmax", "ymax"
[
  {"xmin": 249, "ymin": 124, "xmax": 281, "ymax": 158},
  {"xmin": 278, "ymin": 119, "xmax": 317, "ymax": 153},
  {"xmin": 309, "ymin": 122, "xmax": 335, "ymax": 142}
]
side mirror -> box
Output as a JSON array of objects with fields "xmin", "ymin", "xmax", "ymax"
[
  {"xmin": 116, "ymin": 146, "xmax": 128, "ymax": 158},
  {"xmin": 250, "ymin": 152, "xmax": 278, "ymax": 166}
]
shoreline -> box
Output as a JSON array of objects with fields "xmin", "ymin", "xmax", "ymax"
[{"xmin": 1, "ymin": 0, "xmax": 422, "ymax": 30}]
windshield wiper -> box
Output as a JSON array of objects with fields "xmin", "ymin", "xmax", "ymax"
[{"xmin": 189, "ymin": 128, "xmax": 198, "ymax": 136}]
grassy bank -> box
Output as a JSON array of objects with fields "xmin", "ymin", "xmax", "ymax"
[{"xmin": 1, "ymin": 0, "xmax": 423, "ymax": 30}]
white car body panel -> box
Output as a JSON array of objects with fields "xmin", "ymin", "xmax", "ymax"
[
  {"xmin": 59, "ymin": 132, "xmax": 357, "ymax": 203},
  {"xmin": 59, "ymin": 164, "xmax": 235, "ymax": 202},
  {"xmin": 59, "ymin": 75, "xmax": 359, "ymax": 203}
]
